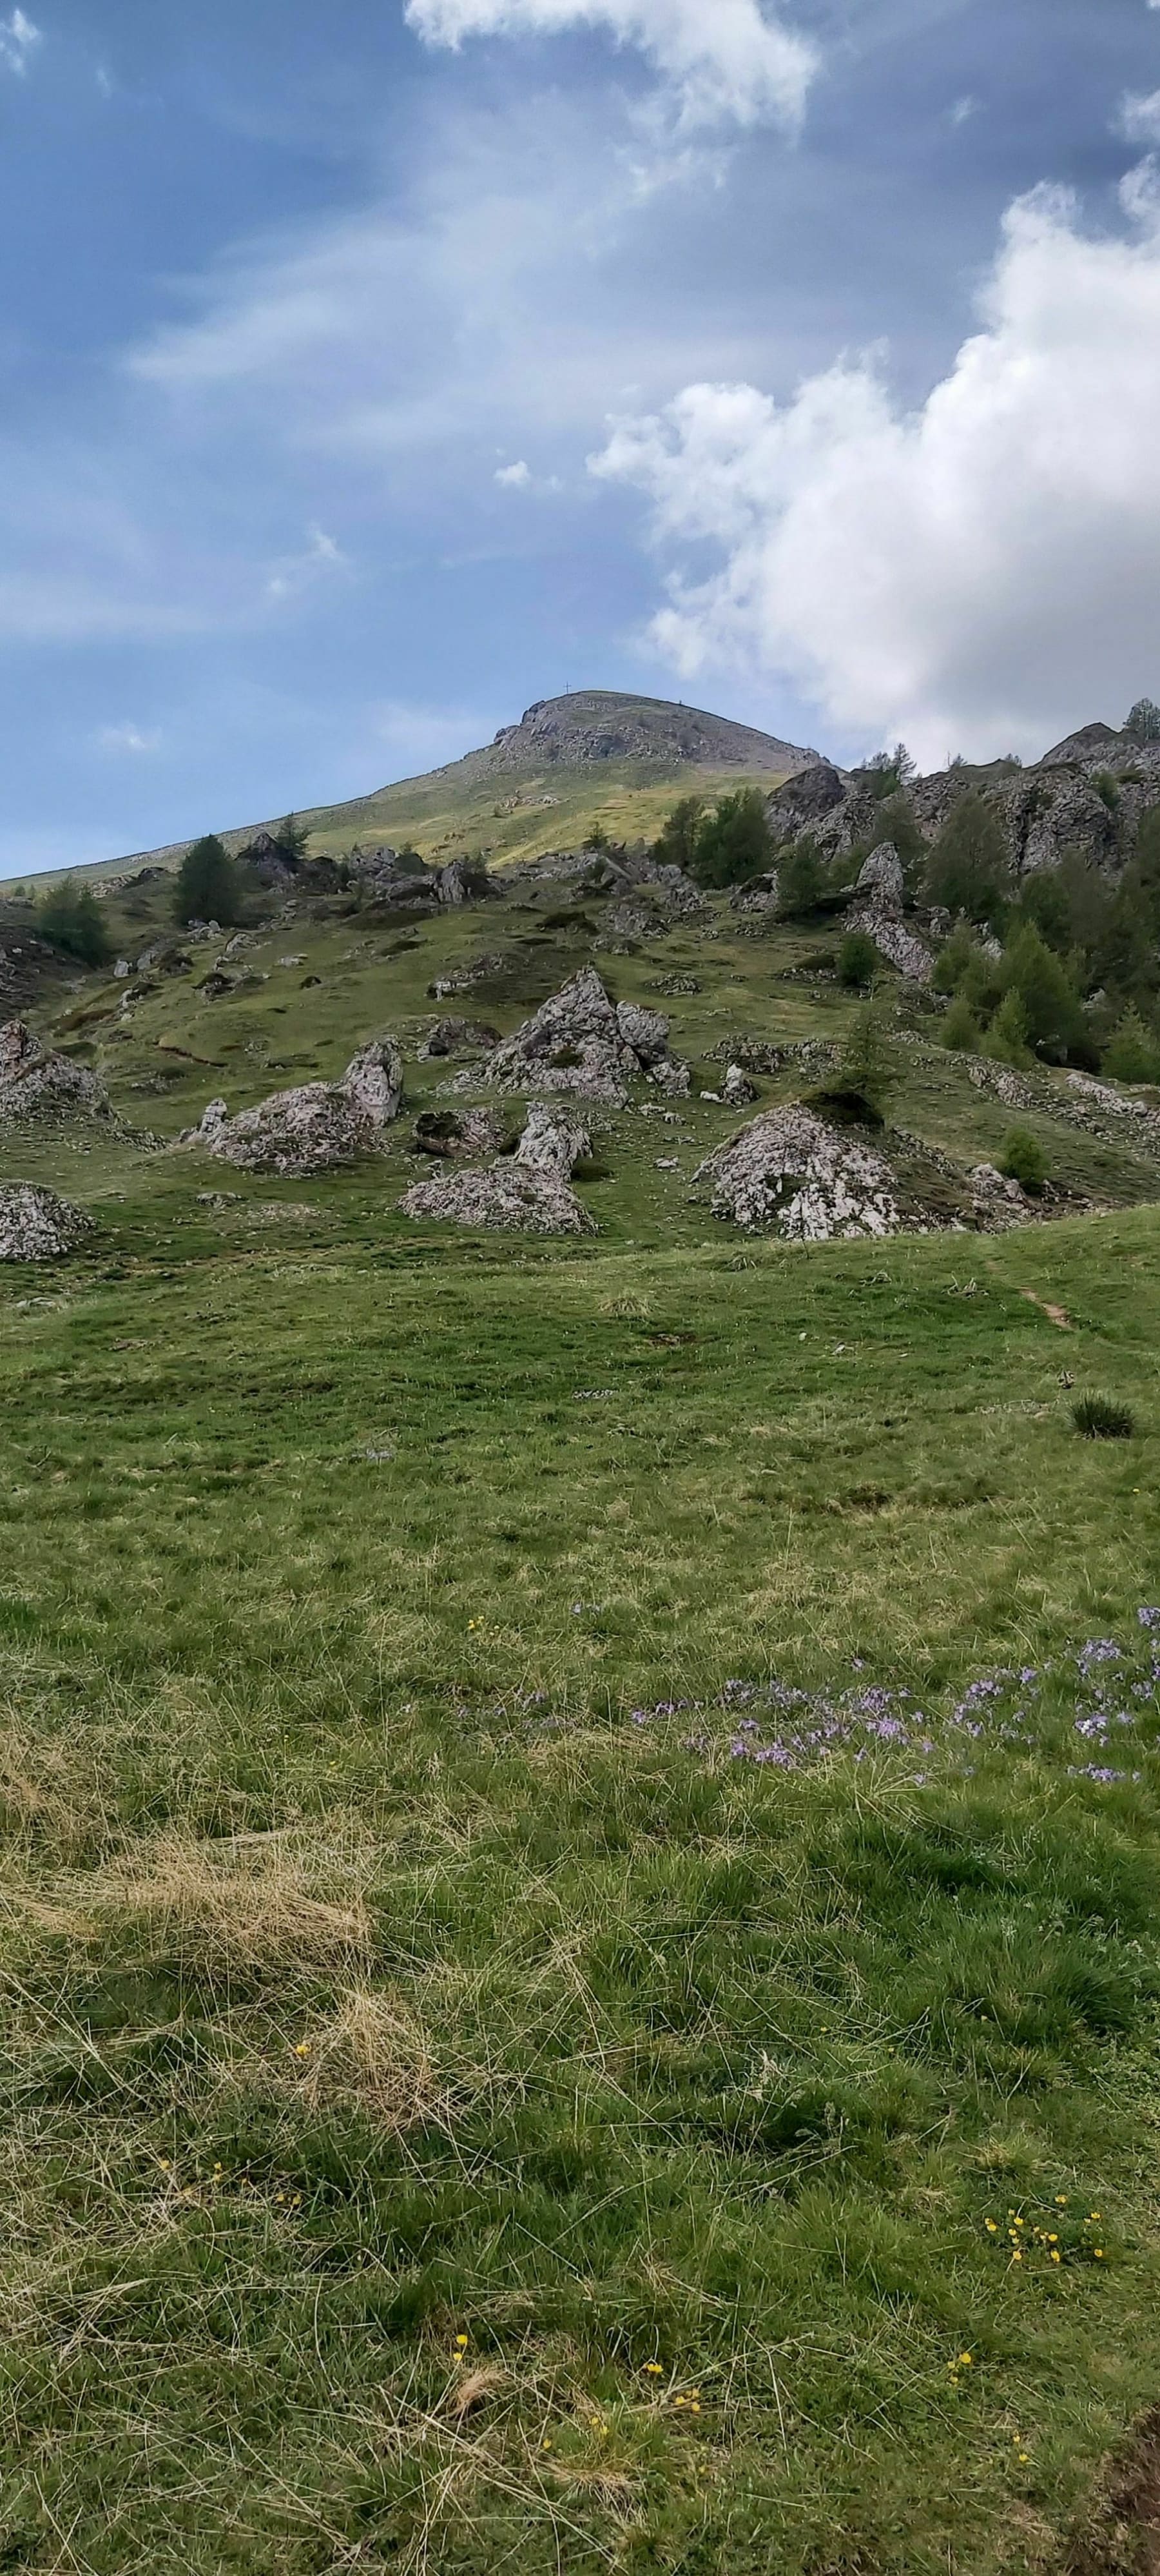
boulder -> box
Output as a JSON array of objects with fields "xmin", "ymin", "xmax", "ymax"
[
  {"xmin": 615, "ymin": 1000, "xmax": 670, "ymax": 1064},
  {"xmin": 436, "ymin": 857, "xmax": 495, "ymax": 906},
  {"xmin": 695, "ymin": 1104, "xmax": 904, "ymax": 1240},
  {"xmin": 513, "ymin": 1104, "xmax": 591, "ymax": 1177},
  {"xmin": 723, "ymin": 1064, "xmax": 758, "ymax": 1107},
  {"xmin": 845, "ymin": 845, "xmax": 934, "ymax": 983},
  {"xmin": 190, "ymin": 1037, "xmax": 403, "ymax": 1175},
  {"xmin": 470, "ymin": 967, "xmax": 664, "ymax": 1104},
  {"xmin": 418, "ymin": 1016, "xmax": 500, "ymax": 1059},
  {"xmin": 412, "ymin": 1107, "xmax": 508, "ymax": 1159},
  {"xmin": 730, "ymin": 870, "xmax": 780, "ymax": 917},
  {"xmin": 766, "ymin": 761, "xmax": 847, "ymax": 840},
  {"xmin": 0, "ymin": 1020, "xmax": 113, "ymax": 1126},
  {"xmin": 649, "ymin": 1056, "xmax": 692, "ymax": 1098},
  {"xmin": 0, "ymin": 1182, "xmax": 94, "ymax": 1261},
  {"xmin": 399, "ymin": 1162, "xmax": 595, "ymax": 1235},
  {"xmin": 854, "ymin": 842, "xmax": 905, "ymax": 915}
]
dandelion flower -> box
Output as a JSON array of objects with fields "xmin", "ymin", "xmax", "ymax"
[
  {"xmin": 986, "ymin": 2220, "xmax": 998, "ymax": 2234},
  {"xmin": 1011, "ymin": 2250, "xmax": 1023, "ymax": 2263},
  {"xmin": 1050, "ymin": 2251, "xmax": 1061, "ymax": 2265},
  {"xmin": 644, "ymin": 2363, "xmax": 663, "ymax": 2377},
  {"xmin": 960, "ymin": 2354, "xmax": 973, "ymax": 2368},
  {"xmin": 1095, "ymin": 2249, "xmax": 1105, "ymax": 2259},
  {"xmin": 1056, "ymin": 2196, "xmax": 1068, "ymax": 2207},
  {"xmin": 455, "ymin": 2334, "xmax": 469, "ymax": 2350}
]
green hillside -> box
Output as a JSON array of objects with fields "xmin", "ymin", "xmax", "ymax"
[{"xmin": 1, "ymin": 825, "xmax": 1160, "ymax": 2573}]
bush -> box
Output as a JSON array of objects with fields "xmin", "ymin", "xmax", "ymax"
[
  {"xmin": 1072, "ymin": 1394, "xmax": 1136, "ymax": 1441},
  {"xmin": 1092, "ymin": 772, "xmax": 1121, "ymax": 813},
  {"xmin": 999, "ymin": 1127, "xmax": 1049, "ymax": 1194},
  {"xmin": 809, "ymin": 997, "xmax": 896, "ymax": 1126},
  {"xmin": 175, "ymin": 835, "xmax": 244, "ymax": 927},
  {"xmin": 985, "ymin": 991, "xmax": 1032, "ymax": 1068},
  {"xmin": 1000, "ymin": 924, "xmax": 1087, "ymax": 1062},
  {"xmin": 36, "ymin": 877, "xmax": 111, "ymax": 966},
  {"xmin": 941, "ymin": 995, "xmax": 981, "ymax": 1052},
  {"xmin": 690, "ymin": 787, "xmax": 774, "ymax": 889},
  {"xmin": 1103, "ymin": 1006, "xmax": 1159, "ymax": 1085},
  {"xmin": 838, "ymin": 931, "xmax": 877, "ymax": 988}
]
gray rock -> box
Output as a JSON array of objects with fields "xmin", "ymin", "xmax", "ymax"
[
  {"xmin": 514, "ymin": 1104, "xmax": 592, "ymax": 1177},
  {"xmin": 854, "ymin": 842, "xmax": 905, "ymax": 915},
  {"xmin": 418, "ymin": 1016, "xmax": 500, "ymax": 1060},
  {"xmin": 723, "ymin": 1064, "xmax": 758, "ymax": 1107},
  {"xmin": 436, "ymin": 857, "xmax": 495, "ymax": 906},
  {"xmin": 470, "ymin": 968, "xmax": 639, "ymax": 1104},
  {"xmin": 0, "ymin": 1182, "xmax": 94, "ymax": 1261},
  {"xmin": 649, "ymin": 1056, "xmax": 692, "ymax": 1098},
  {"xmin": 113, "ymin": 959, "xmax": 131, "ymax": 981},
  {"xmin": 412, "ymin": 1106, "xmax": 508, "ymax": 1159},
  {"xmin": 400, "ymin": 1162, "xmax": 595, "ymax": 1235},
  {"xmin": 695, "ymin": 1104, "xmax": 905, "ymax": 1240},
  {"xmin": 191, "ymin": 1037, "xmax": 403, "ymax": 1175},
  {"xmin": 615, "ymin": 1000, "xmax": 670, "ymax": 1064},
  {"xmin": 844, "ymin": 849, "xmax": 934, "ymax": 982},
  {"xmin": 0, "ymin": 1021, "xmax": 114, "ymax": 1126}
]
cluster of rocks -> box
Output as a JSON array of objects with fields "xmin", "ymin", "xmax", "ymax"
[
  {"xmin": 188, "ymin": 1038, "xmax": 403, "ymax": 1175},
  {"xmin": 452, "ymin": 967, "xmax": 690, "ymax": 1106},
  {"xmin": 0, "ymin": 1020, "xmax": 114, "ymax": 1126},
  {"xmin": 767, "ymin": 717, "xmax": 1160, "ymax": 886},
  {"xmin": 0, "ymin": 1182, "xmax": 94, "ymax": 1262},
  {"xmin": 349, "ymin": 848, "xmax": 496, "ymax": 911},
  {"xmin": 400, "ymin": 1104, "xmax": 597, "ymax": 1236},
  {"xmin": 418, "ymin": 1016, "xmax": 499, "ymax": 1060}
]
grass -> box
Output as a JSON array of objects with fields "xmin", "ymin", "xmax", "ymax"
[{"xmin": 1, "ymin": 887, "xmax": 1160, "ymax": 2568}]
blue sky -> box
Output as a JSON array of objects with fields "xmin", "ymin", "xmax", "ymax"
[{"xmin": 1, "ymin": 0, "xmax": 1159, "ymax": 870}]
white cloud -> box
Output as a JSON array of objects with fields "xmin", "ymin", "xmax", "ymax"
[
  {"xmin": 495, "ymin": 458, "xmax": 532, "ymax": 485},
  {"xmin": 264, "ymin": 524, "xmax": 349, "ymax": 601},
  {"xmin": 404, "ymin": 0, "xmax": 817, "ymax": 132},
  {"xmin": 0, "ymin": 8, "xmax": 41, "ymax": 73},
  {"xmin": 591, "ymin": 172, "xmax": 1160, "ymax": 765},
  {"xmin": 1119, "ymin": 90, "xmax": 1160, "ymax": 146},
  {"xmin": 96, "ymin": 723, "xmax": 162, "ymax": 754},
  {"xmin": 949, "ymin": 95, "xmax": 978, "ymax": 128}
]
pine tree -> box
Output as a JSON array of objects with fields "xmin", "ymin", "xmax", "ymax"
[
  {"xmin": 1103, "ymin": 1006, "xmax": 1159, "ymax": 1084},
  {"xmin": 924, "ymin": 792, "xmax": 1011, "ymax": 929},
  {"xmin": 985, "ymin": 990, "xmax": 1032, "ymax": 1068},
  {"xmin": 1001, "ymin": 923, "xmax": 1086, "ymax": 1061},
  {"xmin": 691, "ymin": 788, "xmax": 773, "ymax": 888},
  {"xmin": 941, "ymin": 994, "xmax": 981, "ymax": 1052},
  {"xmin": 174, "ymin": 836, "xmax": 242, "ymax": 927},
  {"xmin": 37, "ymin": 877, "xmax": 111, "ymax": 966}
]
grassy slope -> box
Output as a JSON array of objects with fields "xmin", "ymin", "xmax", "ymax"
[
  {"xmin": 1, "ymin": 895, "xmax": 1160, "ymax": 2571},
  {"xmin": 2, "ymin": 762, "xmax": 793, "ymax": 897}
]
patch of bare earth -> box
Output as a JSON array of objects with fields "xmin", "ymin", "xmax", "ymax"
[{"xmin": 1066, "ymin": 2412, "xmax": 1160, "ymax": 2575}]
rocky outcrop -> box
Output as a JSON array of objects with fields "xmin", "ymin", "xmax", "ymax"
[
  {"xmin": 844, "ymin": 843, "xmax": 935, "ymax": 983},
  {"xmin": 0, "ymin": 1021, "xmax": 114, "ymax": 1126},
  {"xmin": 695, "ymin": 1104, "xmax": 905, "ymax": 1240},
  {"xmin": 412, "ymin": 1106, "xmax": 508, "ymax": 1159},
  {"xmin": 766, "ymin": 761, "xmax": 847, "ymax": 841},
  {"xmin": 723, "ymin": 1064, "xmax": 758, "ymax": 1107},
  {"xmin": 0, "ymin": 1182, "xmax": 94, "ymax": 1260},
  {"xmin": 400, "ymin": 1103, "xmax": 595, "ymax": 1234},
  {"xmin": 435, "ymin": 856, "xmax": 495, "ymax": 906},
  {"xmin": 190, "ymin": 1037, "xmax": 403, "ymax": 1175},
  {"xmin": 463, "ymin": 968, "xmax": 680, "ymax": 1105}
]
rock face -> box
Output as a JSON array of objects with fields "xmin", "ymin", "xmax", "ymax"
[
  {"xmin": 467, "ymin": 968, "xmax": 681, "ymax": 1104},
  {"xmin": 0, "ymin": 1182, "xmax": 94, "ymax": 1260},
  {"xmin": 481, "ymin": 691, "xmax": 819, "ymax": 780},
  {"xmin": 845, "ymin": 843, "xmax": 934, "ymax": 983},
  {"xmin": 400, "ymin": 1104, "xmax": 596, "ymax": 1234},
  {"xmin": 695, "ymin": 1104, "xmax": 905, "ymax": 1240},
  {"xmin": 0, "ymin": 1021, "xmax": 114, "ymax": 1125},
  {"xmin": 765, "ymin": 761, "xmax": 847, "ymax": 840},
  {"xmin": 191, "ymin": 1038, "xmax": 403, "ymax": 1175}
]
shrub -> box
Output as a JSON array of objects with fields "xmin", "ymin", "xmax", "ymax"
[
  {"xmin": 778, "ymin": 837, "xmax": 825, "ymax": 917},
  {"xmin": 1072, "ymin": 1394, "xmax": 1136, "ymax": 1441},
  {"xmin": 999, "ymin": 1127, "xmax": 1049, "ymax": 1194},
  {"xmin": 175, "ymin": 835, "xmax": 244, "ymax": 927},
  {"xmin": 809, "ymin": 997, "xmax": 896, "ymax": 1126},
  {"xmin": 941, "ymin": 995, "xmax": 981, "ymax": 1052},
  {"xmin": 838, "ymin": 931, "xmax": 877, "ymax": 988},
  {"xmin": 1000, "ymin": 923, "xmax": 1087, "ymax": 1062},
  {"xmin": 36, "ymin": 877, "xmax": 111, "ymax": 966},
  {"xmin": 1092, "ymin": 772, "xmax": 1121, "ymax": 813},
  {"xmin": 985, "ymin": 991, "xmax": 1032, "ymax": 1068}
]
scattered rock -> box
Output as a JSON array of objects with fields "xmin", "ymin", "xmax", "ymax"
[
  {"xmin": 0, "ymin": 1020, "xmax": 115, "ymax": 1127},
  {"xmin": 463, "ymin": 967, "xmax": 675, "ymax": 1104},
  {"xmin": 436, "ymin": 856, "xmax": 496, "ymax": 906},
  {"xmin": 648, "ymin": 1056, "xmax": 692, "ymax": 1098},
  {"xmin": 412, "ymin": 1107, "xmax": 508, "ymax": 1159},
  {"xmin": 695, "ymin": 1104, "xmax": 905, "ymax": 1239},
  {"xmin": 513, "ymin": 1104, "xmax": 592, "ymax": 1177},
  {"xmin": 723, "ymin": 1064, "xmax": 758, "ymax": 1107},
  {"xmin": 400, "ymin": 1161, "xmax": 595, "ymax": 1235},
  {"xmin": 188, "ymin": 1037, "xmax": 404, "ymax": 1175},
  {"xmin": 845, "ymin": 843, "xmax": 934, "ymax": 983},
  {"xmin": 730, "ymin": 870, "xmax": 781, "ymax": 918},
  {"xmin": 418, "ymin": 1016, "xmax": 500, "ymax": 1060},
  {"xmin": 0, "ymin": 1182, "xmax": 94, "ymax": 1261},
  {"xmin": 971, "ymin": 1162, "xmax": 1025, "ymax": 1204},
  {"xmin": 113, "ymin": 959, "xmax": 131, "ymax": 981}
]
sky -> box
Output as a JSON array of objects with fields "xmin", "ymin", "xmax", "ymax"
[{"xmin": 1, "ymin": 1, "xmax": 1160, "ymax": 870}]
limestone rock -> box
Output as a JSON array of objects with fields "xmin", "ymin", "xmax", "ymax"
[
  {"xmin": 191, "ymin": 1037, "xmax": 403, "ymax": 1175},
  {"xmin": 845, "ymin": 847, "xmax": 933, "ymax": 982},
  {"xmin": 649, "ymin": 1056, "xmax": 692, "ymax": 1098},
  {"xmin": 0, "ymin": 1020, "xmax": 114, "ymax": 1126},
  {"xmin": 615, "ymin": 1001, "xmax": 670, "ymax": 1064},
  {"xmin": 400, "ymin": 1162, "xmax": 595, "ymax": 1235},
  {"xmin": 0, "ymin": 1182, "xmax": 94, "ymax": 1261},
  {"xmin": 412, "ymin": 1107, "xmax": 508, "ymax": 1159},
  {"xmin": 418, "ymin": 1016, "xmax": 500, "ymax": 1059},
  {"xmin": 469, "ymin": 968, "xmax": 666, "ymax": 1104},
  {"xmin": 723, "ymin": 1064, "xmax": 758, "ymax": 1107},
  {"xmin": 513, "ymin": 1104, "xmax": 591, "ymax": 1176},
  {"xmin": 436, "ymin": 856, "xmax": 495, "ymax": 906},
  {"xmin": 695, "ymin": 1104, "xmax": 904, "ymax": 1240},
  {"xmin": 854, "ymin": 842, "xmax": 905, "ymax": 915}
]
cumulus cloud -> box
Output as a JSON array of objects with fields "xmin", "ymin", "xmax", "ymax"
[
  {"xmin": 1120, "ymin": 90, "xmax": 1160, "ymax": 146},
  {"xmin": 0, "ymin": 8, "xmax": 41, "ymax": 73},
  {"xmin": 495, "ymin": 458, "xmax": 532, "ymax": 485},
  {"xmin": 404, "ymin": 0, "xmax": 817, "ymax": 132},
  {"xmin": 591, "ymin": 173, "xmax": 1160, "ymax": 765},
  {"xmin": 265, "ymin": 524, "xmax": 348, "ymax": 602}
]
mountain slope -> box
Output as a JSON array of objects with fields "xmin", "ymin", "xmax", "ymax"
[{"xmin": 20, "ymin": 693, "xmax": 818, "ymax": 894}]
